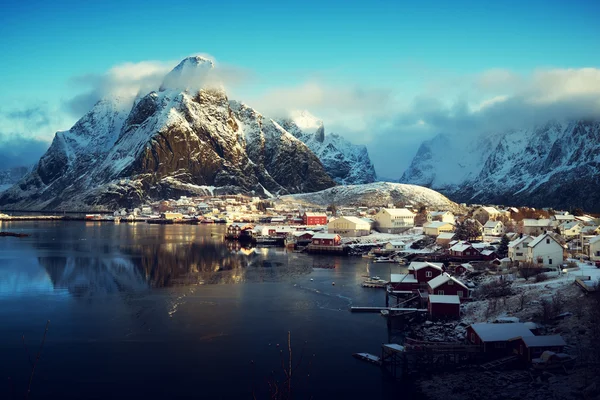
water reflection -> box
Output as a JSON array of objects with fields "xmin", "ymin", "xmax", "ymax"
[{"xmin": 0, "ymin": 224, "xmax": 315, "ymax": 299}]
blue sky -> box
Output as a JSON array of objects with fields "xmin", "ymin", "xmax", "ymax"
[{"xmin": 1, "ymin": 0, "xmax": 599, "ymax": 176}]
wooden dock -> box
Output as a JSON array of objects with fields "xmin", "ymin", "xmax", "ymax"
[{"xmin": 353, "ymin": 353, "xmax": 382, "ymax": 366}]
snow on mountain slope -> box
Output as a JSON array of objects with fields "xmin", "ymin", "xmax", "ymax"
[
  {"xmin": 280, "ymin": 182, "xmax": 462, "ymax": 212},
  {"xmin": 277, "ymin": 111, "xmax": 377, "ymax": 184},
  {"xmin": 400, "ymin": 120, "xmax": 600, "ymax": 211},
  {"xmin": 0, "ymin": 166, "xmax": 30, "ymax": 194},
  {"xmin": 0, "ymin": 57, "xmax": 335, "ymax": 211}
]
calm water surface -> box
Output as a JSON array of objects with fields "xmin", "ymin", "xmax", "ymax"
[{"xmin": 0, "ymin": 222, "xmax": 414, "ymax": 399}]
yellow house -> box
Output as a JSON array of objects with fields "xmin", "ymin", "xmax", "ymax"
[{"xmin": 423, "ymin": 221, "xmax": 454, "ymax": 236}]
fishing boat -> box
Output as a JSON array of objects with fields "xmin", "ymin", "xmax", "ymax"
[
  {"xmin": 362, "ymin": 276, "xmax": 389, "ymax": 288},
  {"xmin": 373, "ymin": 257, "xmax": 396, "ymax": 263}
]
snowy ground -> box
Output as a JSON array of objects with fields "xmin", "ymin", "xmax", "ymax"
[{"xmin": 414, "ymin": 259, "xmax": 600, "ymax": 400}]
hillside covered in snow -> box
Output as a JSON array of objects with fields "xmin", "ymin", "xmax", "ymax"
[
  {"xmin": 0, "ymin": 166, "xmax": 30, "ymax": 193},
  {"xmin": 280, "ymin": 182, "xmax": 462, "ymax": 212},
  {"xmin": 400, "ymin": 120, "xmax": 600, "ymax": 211},
  {"xmin": 0, "ymin": 57, "xmax": 339, "ymax": 211}
]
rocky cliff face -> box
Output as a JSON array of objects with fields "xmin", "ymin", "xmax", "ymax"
[
  {"xmin": 0, "ymin": 166, "xmax": 30, "ymax": 193},
  {"xmin": 0, "ymin": 57, "xmax": 336, "ymax": 210},
  {"xmin": 400, "ymin": 120, "xmax": 600, "ymax": 211},
  {"xmin": 277, "ymin": 111, "xmax": 377, "ymax": 185}
]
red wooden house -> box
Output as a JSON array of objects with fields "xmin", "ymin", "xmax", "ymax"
[
  {"xmin": 466, "ymin": 323, "xmax": 535, "ymax": 359},
  {"xmin": 509, "ymin": 335, "xmax": 566, "ymax": 363},
  {"xmin": 428, "ymin": 295, "xmax": 461, "ymax": 319},
  {"xmin": 311, "ymin": 233, "xmax": 341, "ymax": 246},
  {"xmin": 389, "ymin": 262, "xmax": 444, "ymax": 291},
  {"xmin": 427, "ymin": 273, "xmax": 470, "ymax": 300},
  {"xmin": 454, "ymin": 263, "xmax": 474, "ymax": 275},
  {"xmin": 302, "ymin": 212, "xmax": 328, "ymax": 226},
  {"xmin": 448, "ymin": 242, "xmax": 481, "ymax": 259}
]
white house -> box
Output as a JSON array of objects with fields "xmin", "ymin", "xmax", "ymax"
[
  {"xmin": 559, "ymin": 221, "xmax": 583, "ymax": 238},
  {"xmin": 526, "ymin": 233, "xmax": 564, "ymax": 268},
  {"xmin": 423, "ymin": 221, "xmax": 454, "ymax": 236},
  {"xmin": 589, "ymin": 236, "xmax": 600, "ymax": 261},
  {"xmin": 472, "ymin": 206, "xmax": 501, "ymax": 223},
  {"xmin": 483, "ymin": 220, "xmax": 505, "ymax": 236},
  {"xmin": 427, "ymin": 211, "xmax": 455, "ymax": 224},
  {"xmin": 384, "ymin": 241, "xmax": 406, "ymax": 252},
  {"xmin": 508, "ymin": 235, "xmax": 534, "ymax": 262},
  {"xmin": 373, "ymin": 208, "xmax": 415, "ymax": 234},
  {"xmin": 327, "ymin": 216, "xmax": 371, "ymax": 237},
  {"xmin": 522, "ymin": 219, "xmax": 553, "ymax": 236}
]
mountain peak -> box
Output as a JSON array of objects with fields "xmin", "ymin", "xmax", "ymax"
[
  {"xmin": 289, "ymin": 110, "xmax": 324, "ymax": 142},
  {"xmin": 159, "ymin": 56, "xmax": 216, "ymax": 92}
]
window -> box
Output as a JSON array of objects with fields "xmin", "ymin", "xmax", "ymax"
[
  {"xmin": 546, "ymin": 239, "xmax": 550, "ymax": 244},
  {"xmin": 426, "ymin": 271, "xmax": 432, "ymax": 277},
  {"xmin": 516, "ymin": 252, "xmax": 523, "ymax": 257},
  {"xmin": 448, "ymin": 280, "xmax": 454, "ymax": 285},
  {"xmin": 548, "ymin": 259, "xmax": 552, "ymax": 265},
  {"xmin": 494, "ymin": 342, "xmax": 506, "ymax": 348},
  {"xmin": 457, "ymin": 291, "xmax": 463, "ymax": 298},
  {"xmin": 437, "ymin": 290, "xmax": 444, "ymax": 295},
  {"xmin": 537, "ymin": 258, "xmax": 543, "ymax": 264}
]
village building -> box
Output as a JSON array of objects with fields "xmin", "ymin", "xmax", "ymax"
[
  {"xmin": 526, "ymin": 233, "xmax": 564, "ymax": 267},
  {"xmin": 161, "ymin": 212, "xmax": 183, "ymax": 220},
  {"xmin": 383, "ymin": 241, "xmax": 406, "ymax": 252},
  {"xmin": 427, "ymin": 273, "xmax": 470, "ymax": 300},
  {"xmin": 472, "ymin": 206, "xmax": 501, "ymax": 223},
  {"xmin": 427, "ymin": 211, "xmax": 455, "ymax": 224},
  {"xmin": 327, "ymin": 216, "xmax": 371, "ymax": 237},
  {"xmin": 292, "ymin": 230, "xmax": 314, "ymax": 243},
  {"xmin": 454, "ymin": 263, "xmax": 474, "ymax": 275},
  {"xmin": 423, "ymin": 221, "xmax": 454, "ymax": 236},
  {"xmin": 372, "ymin": 208, "xmax": 415, "ymax": 233},
  {"xmin": 427, "ymin": 295, "xmax": 461, "ymax": 319},
  {"xmin": 389, "ymin": 262, "xmax": 444, "ymax": 291},
  {"xmin": 483, "ymin": 220, "xmax": 505, "ymax": 236},
  {"xmin": 436, "ymin": 232, "xmax": 456, "ymax": 247},
  {"xmin": 302, "ymin": 212, "xmax": 327, "ymax": 226},
  {"xmin": 559, "ymin": 221, "xmax": 583, "ymax": 238},
  {"xmin": 310, "ymin": 233, "xmax": 341, "ymax": 246},
  {"xmin": 522, "ymin": 219, "xmax": 553, "ymax": 236},
  {"xmin": 508, "ymin": 235, "xmax": 534, "ymax": 262},
  {"xmin": 589, "ymin": 236, "xmax": 600, "ymax": 261},
  {"xmin": 509, "ymin": 335, "xmax": 566, "ymax": 363},
  {"xmin": 467, "ymin": 323, "xmax": 535, "ymax": 358},
  {"xmin": 448, "ymin": 241, "xmax": 481, "ymax": 259},
  {"xmin": 553, "ymin": 214, "xmax": 576, "ymax": 224},
  {"xmin": 226, "ymin": 222, "xmax": 254, "ymax": 239}
]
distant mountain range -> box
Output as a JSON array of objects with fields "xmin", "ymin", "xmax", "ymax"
[
  {"xmin": 0, "ymin": 57, "xmax": 376, "ymax": 211},
  {"xmin": 400, "ymin": 120, "xmax": 600, "ymax": 211},
  {"xmin": 0, "ymin": 166, "xmax": 30, "ymax": 193}
]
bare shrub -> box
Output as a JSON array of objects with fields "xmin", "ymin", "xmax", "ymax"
[
  {"xmin": 535, "ymin": 273, "xmax": 548, "ymax": 283},
  {"xmin": 518, "ymin": 291, "xmax": 528, "ymax": 311}
]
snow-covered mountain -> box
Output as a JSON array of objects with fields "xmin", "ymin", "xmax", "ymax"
[
  {"xmin": 280, "ymin": 182, "xmax": 462, "ymax": 212},
  {"xmin": 277, "ymin": 111, "xmax": 377, "ymax": 185},
  {"xmin": 0, "ymin": 166, "xmax": 30, "ymax": 193},
  {"xmin": 400, "ymin": 120, "xmax": 600, "ymax": 211},
  {"xmin": 0, "ymin": 57, "xmax": 336, "ymax": 210}
]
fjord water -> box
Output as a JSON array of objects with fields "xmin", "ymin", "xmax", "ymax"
[{"xmin": 0, "ymin": 222, "xmax": 408, "ymax": 399}]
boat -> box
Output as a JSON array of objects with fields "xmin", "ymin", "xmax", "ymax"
[
  {"xmin": 352, "ymin": 352, "xmax": 382, "ymax": 366},
  {"xmin": 373, "ymin": 257, "xmax": 396, "ymax": 263},
  {"xmin": 201, "ymin": 218, "xmax": 215, "ymax": 224},
  {"xmin": 531, "ymin": 352, "xmax": 577, "ymax": 370},
  {"xmin": 362, "ymin": 277, "xmax": 389, "ymax": 288}
]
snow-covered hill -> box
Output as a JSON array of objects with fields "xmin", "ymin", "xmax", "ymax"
[
  {"xmin": 400, "ymin": 120, "xmax": 600, "ymax": 211},
  {"xmin": 0, "ymin": 57, "xmax": 337, "ymax": 210},
  {"xmin": 0, "ymin": 166, "xmax": 30, "ymax": 193},
  {"xmin": 277, "ymin": 111, "xmax": 377, "ymax": 185},
  {"xmin": 280, "ymin": 182, "xmax": 462, "ymax": 212}
]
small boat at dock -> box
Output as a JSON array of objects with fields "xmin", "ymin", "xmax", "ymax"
[
  {"xmin": 352, "ymin": 353, "xmax": 382, "ymax": 366},
  {"xmin": 362, "ymin": 276, "xmax": 388, "ymax": 288}
]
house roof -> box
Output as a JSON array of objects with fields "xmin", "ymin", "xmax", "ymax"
[
  {"xmin": 381, "ymin": 208, "xmax": 415, "ymax": 217},
  {"xmin": 429, "ymin": 295, "xmax": 460, "ymax": 305},
  {"xmin": 589, "ymin": 235, "xmax": 600, "ymax": 245},
  {"xmin": 386, "ymin": 241, "xmax": 406, "ymax": 246},
  {"xmin": 480, "ymin": 249, "xmax": 496, "ymax": 256},
  {"xmin": 424, "ymin": 221, "xmax": 454, "ymax": 228},
  {"xmin": 528, "ymin": 233, "xmax": 561, "ymax": 248},
  {"xmin": 520, "ymin": 335, "xmax": 566, "ymax": 347},
  {"xmin": 427, "ymin": 273, "xmax": 468, "ymax": 290},
  {"xmin": 437, "ymin": 232, "xmax": 456, "ymax": 240},
  {"xmin": 523, "ymin": 218, "xmax": 552, "ymax": 227},
  {"xmin": 330, "ymin": 216, "xmax": 371, "ymax": 227},
  {"xmin": 559, "ymin": 221, "xmax": 581, "ymax": 229},
  {"xmin": 450, "ymin": 243, "xmax": 477, "ymax": 253},
  {"xmin": 292, "ymin": 230, "xmax": 314, "ymax": 237},
  {"xmin": 429, "ymin": 211, "xmax": 452, "ymax": 217},
  {"xmin": 390, "ymin": 273, "xmax": 417, "ymax": 283},
  {"xmin": 408, "ymin": 261, "xmax": 444, "ymax": 271},
  {"xmin": 508, "ymin": 235, "xmax": 532, "ymax": 248},
  {"xmin": 470, "ymin": 323, "xmax": 534, "ymax": 342},
  {"xmin": 312, "ymin": 233, "xmax": 339, "ymax": 240},
  {"xmin": 479, "ymin": 206, "xmax": 500, "ymax": 214},
  {"xmin": 484, "ymin": 220, "xmax": 502, "ymax": 228},
  {"xmin": 304, "ymin": 212, "xmax": 327, "ymax": 217}
]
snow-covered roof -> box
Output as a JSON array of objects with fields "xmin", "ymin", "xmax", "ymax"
[
  {"xmin": 460, "ymin": 263, "xmax": 474, "ymax": 271},
  {"xmin": 437, "ymin": 232, "xmax": 455, "ymax": 240},
  {"xmin": 528, "ymin": 233, "xmax": 560, "ymax": 248},
  {"xmin": 450, "ymin": 243, "xmax": 476, "ymax": 253},
  {"xmin": 304, "ymin": 212, "xmax": 327, "ymax": 217},
  {"xmin": 521, "ymin": 335, "xmax": 566, "ymax": 347},
  {"xmin": 470, "ymin": 323, "xmax": 534, "ymax": 342},
  {"xmin": 523, "ymin": 218, "xmax": 552, "ymax": 227},
  {"xmin": 508, "ymin": 235, "xmax": 532, "ymax": 248},
  {"xmin": 382, "ymin": 208, "xmax": 415, "ymax": 217},
  {"xmin": 312, "ymin": 233, "xmax": 339, "ymax": 240},
  {"xmin": 478, "ymin": 206, "xmax": 500, "ymax": 214},
  {"xmin": 386, "ymin": 241, "xmax": 406, "ymax": 246},
  {"xmin": 427, "ymin": 273, "xmax": 468, "ymax": 290},
  {"xmin": 480, "ymin": 249, "xmax": 496, "ymax": 256},
  {"xmin": 428, "ymin": 294, "xmax": 460, "ymax": 305},
  {"xmin": 292, "ymin": 230, "xmax": 314, "ymax": 237},
  {"xmin": 589, "ymin": 235, "xmax": 600, "ymax": 245},
  {"xmin": 408, "ymin": 261, "xmax": 444, "ymax": 271},
  {"xmin": 429, "ymin": 211, "xmax": 452, "ymax": 217},
  {"xmin": 330, "ymin": 216, "xmax": 371, "ymax": 227},
  {"xmin": 484, "ymin": 220, "xmax": 502, "ymax": 228},
  {"xmin": 424, "ymin": 221, "xmax": 454, "ymax": 228},
  {"xmin": 559, "ymin": 221, "xmax": 581, "ymax": 229},
  {"xmin": 554, "ymin": 214, "xmax": 576, "ymax": 221},
  {"xmin": 390, "ymin": 273, "xmax": 417, "ymax": 283}
]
